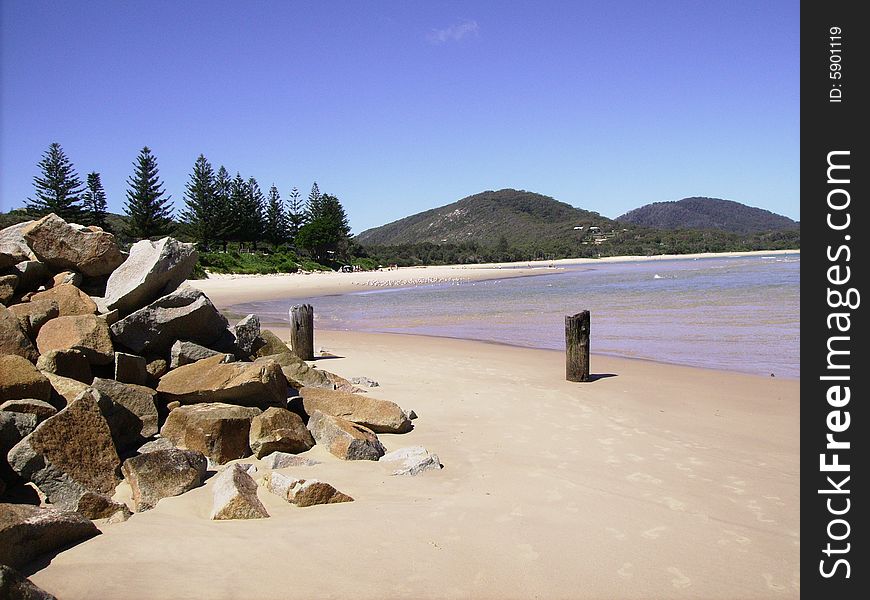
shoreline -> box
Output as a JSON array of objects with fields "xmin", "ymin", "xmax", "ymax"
[
  {"xmin": 189, "ymin": 249, "xmax": 799, "ymax": 308},
  {"xmin": 30, "ymin": 330, "xmax": 800, "ymax": 599}
]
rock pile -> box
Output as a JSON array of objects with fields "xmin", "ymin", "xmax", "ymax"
[{"xmin": 0, "ymin": 213, "xmax": 440, "ymax": 579}]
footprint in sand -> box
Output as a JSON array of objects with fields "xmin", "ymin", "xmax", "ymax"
[
  {"xmin": 598, "ymin": 437, "xmax": 618, "ymax": 446},
  {"xmin": 667, "ymin": 567, "xmax": 691, "ymax": 589},
  {"xmin": 625, "ymin": 453, "xmax": 645, "ymax": 462},
  {"xmin": 627, "ymin": 472, "xmax": 662, "ymax": 485},
  {"xmin": 660, "ymin": 496, "xmax": 687, "ymax": 511},
  {"xmin": 718, "ymin": 529, "xmax": 751, "ymax": 547},
  {"xmin": 746, "ymin": 499, "xmax": 776, "ymax": 523},
  {"xmin": 642, "ymin": 525, "xmax": 667, "ymax": 539},
  {"xmin": 605, "ymin": 455, "xmax": 621, "ymax": 465},
  {"xmin": 606, "ymin": 527, "xmax": 627, "ymax": 540},
  {"xmin": 762, "ymin": 573, "xmax": 787, "ymax": 593},
  {"xmin": 617, "ymin": 563, "xmax": 633, "ymax": 579},
  {"xmin": 517, "ymin": 543, "xmax": 539, "ymax": 561}
]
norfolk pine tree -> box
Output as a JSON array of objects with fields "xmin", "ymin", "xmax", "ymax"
[
  {"xmin": 180, "ymin": 155, "xmax": 217, "ymax": 248},
  {"xmin": 264, "ymin": 184, "xmax": 288, "ymax": 247},
  {"xmin": 25, "ymin": 142, "xmax": 85, "ymax": 221},
  {"xmin": 213, "ymin": 166, "xmax": 236, "ymax": 252},
  {"xmin": 124, "ymin": 147, "xmax": 174, "ymax": 239},
  {"xmin": 287, "ymin": 186, "xmax": 306, "ymax": 242},
  {"xmin": 81, "ymin": 172, "xmax": 109, "ymax": 229}
]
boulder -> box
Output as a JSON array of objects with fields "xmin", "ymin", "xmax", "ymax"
[
  {"xmin": 210, "ymin": 463, "xmax": 269, "ymax": 520},
  {"xmin": 7, "ymin": 390, "xmax": 121, "ymax": 510},
  {"xmin": 249, "ymin": 407, "xmax": 314, "ymax": 459},
  {"xmin": 0, "ymin": 274, "xmax": 17, "ymax": 305},
  {"xmin": 306, "ymin": 410, "xmax": 385, "ymax": 461},
  {"xmin": 299, "ymin": 387, "xmax": 412, "ymax": 434},
  {"xmin": 30, "ymin": 284, "xmax": 97, "ymax": 317},
  {"xmin": 0, "ymin": 305, "xmax": 38, "ymax": 362},
  {"xmin": 91, "ymin": 378, "xmax": 159, "ymax": 450},
  {"xmin": 51, "ymin": 271, "xmax": 82, "ymax": 288},
  {"xmin": 74, "ymin": 491, "xmax": 131, "ymax": 521},
  {"xmin": 22, "ymin": 213, "xmax": 125, "ymax": 277},
  {"xmin": 121, "ymin": 448, "xmax": 208, "ymax": 512},
  {"xmin": 36, "ymin": 314, "xmax": 114, "ymax": 365},
  {"xmin": 0, "ymin": 399, "xmax": 57, "ymax": 423},
  {"xmin": 350, "ymin": 376, "xmax": 379, "ymax": 388},
  {"xmin": 35, "ymin": 349, "xmax": 92, "ymax": 383},
  {"xmin": 1, "ymin": 411, "xmax": 38, "ymax": 487},
  {"xmin": 379, "ymin": 446, "xmax": 443, "ymax": 476},
  {"xmin": 103, "ymin": 237, "xmax": 198, "ymax": 315},
  {"xmin": 0, "ymin": 564, "xmax": 58, "ymax": 600},
  {"xmin": 261, "ymin": 451, "xmax": 319, "ymax": 469},
  {"xmin": 42, "ymin": 372, "xmax": 90, "ymax": 407},
  {"xmin": 136, "ymin": 437, "xmax": 175, "ymax": 454},
  {"xmin": 157, "ymin": 354, "xmax": 287, "ymax": 408},
  {"xmin": 232, "ymin": 314, "xmax": 260, "ymax": 355},
  {"xmin": 8, "ymin": 260, "xmax": 51, "ymax": 294},
  {"xmin": 251, "ymin": 329, "xmax": 290, "ymax": 358},
  {"xmin": 160, "ymin": 403, "xmax": 261, "ymax": 465},
  {"xmin": 254, "ymin": 351, "xmax": 331, "ymax": 389},
  {"xmin": 0, "ymin": 503, "xmax": 99, "ymax": 569},
  {"xmin": 0, "ymin": 355, "xmax": 52, "ymax": 402},
  {"xmin": 7, "ymin": 299, "xmax": 60, "ymax": 340},
  {"xmin": 114, "ymin": 352, "xmax": 148, "ymax": 385},
  {"xmin": 263, "ymin": 472, "xmax": 353, "ymax": 507},
  {"xmin": 169, "ymin": 340, "xmax": 224, "ymax": 369},
  {"xmin": 110, "ymin": 285, "xmax": 232, "ymax": 355},
  {"xmin": 145, "ymin": 356, "xmax": 169, "ymax": 383},
  {"xmin": 0, "ymin": 221, "xmax": 37, "ymax": 270}
]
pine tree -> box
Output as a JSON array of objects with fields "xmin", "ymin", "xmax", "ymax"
[
  {"xmin": 264, "ymin": 184, "xmax": 288, "ymax": 248},
  {"xmin": 180, "ymin": 154, "xmax": 217, "ymax": 248},
  {"xmin": 213, "ymin": 166, "xmax": 235, "ymax": 252},
  {"xmin": 307, "ymin": 182, "xmax": 323, "ymax": 219},
  {"xmin": 287, "ymin": 186, "xmax": 306, "ymax": 241},
  {"xmin": 26, "ymin": 142, "xmax": 85, "ymax": 221},
  {"xmin": 124, "ymin": 147, "xmax": 174, "ymax": 239},
  {"xmin": 81, "ymin": 172, "xmax": 109, "ymax": 229},
  {"xmin": 296, "ymin": 192, "xmax": 352, "ymax": 262},
  {"xmin": 244, "ymin": 177, "xmax": 266, "ymax": 250}
]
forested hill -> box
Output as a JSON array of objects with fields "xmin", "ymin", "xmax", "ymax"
[
  {"xmin": 355, "ymin": 189, "xmax": 612, "ymax": 247},
  {"xmin": 615, "ymin": 197, "xmax": 799, "ymax": 234}
]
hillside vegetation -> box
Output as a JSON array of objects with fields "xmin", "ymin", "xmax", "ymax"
[{"xmin": 616, "ymin": 197, "xmax": 799, "ymax": 234}]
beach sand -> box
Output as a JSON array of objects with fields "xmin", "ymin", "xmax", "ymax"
[{"xmin": 28, "ymin": 325, "xmax": 800, "ymax": 599}]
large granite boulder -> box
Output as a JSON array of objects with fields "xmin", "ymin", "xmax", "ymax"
[
  {"xmin": 110, "ymin": 285, "xmax": 232, "ymax": 355},
  {"xmin": 299, "ymin": 387, "xmax": 412, "ymax": 434},
  {"xmin": 232, "ymin": 314, "xmax": 260, "ymax": 355},
  {"xmin": 169, "ymin": 340, "xmax": 224, "ymax": 369},
  {"xmin": 74, "ymin": 491, "xmax": 131, "ymax": 522},
  {"xmin": 35, "ymin": 348, "xmax": 92, "ymax": 383},
  {"xmin": 7, "ymin": 390, "xmax": 121, "ymax": 510},
  {"xmin": 251, "ymin": 329, "xmax": 290, "ymax": 358},
  {"xmin": 0, "ymin": 399, "xmax": 57, "ymax": 424},
  {"xmin": 261, "ymin": 451, "xmax": 319, "ymax": 469},
  {"xmin": 7, "ymin": 299, "xmax": 59, "ymax": 339},
  {"xmin": 36, "ymin": 314, "xmax": 114, "ymax": 365},
  {"xmin": 210, "ymin": 463, "xmax": 269, "ymax": 520},
  {"xmin": 0, "ymin": 355, "xmax": 52, "ymax": 402},
  {"xmin": 0, "ymin": 274, "xmax": 17, "ymax": 305},
  {"xmin": 0, "ymin": 503, "xmax": 99, "ymax": 569},
  {"xmin": 249, "ymin": 407, "xmax": 314, "ymax": 458},
  {"xmin": 160, "ymin": 403, "xmax": 262, "ymax": 465},
  {"xmin": 8, "ymin": 260, "xmax": 51, "ymax": 294},
  {"xmin": 21, "ymin": 213, "xmax": 124, "ymax": 277},
  {"xmin": 254, "ymin": 351, "xmax": 332, "ymax": 389},
  {"xmin": 0, "ymin": 564, "xmax": 58, "ymax": 600},
  {"xmin": 0, "ymin": 305, "xmax": 38, "ymax": 362},
  {"xmin": 1, "ymin": 411, "xmax": 38, "ymax": 487},
  {"xmin": 103, "ymin": 237, "xmax": 198, "ymax": 315},
  {"xmin": 157, "ymin": 354, "xmax": 287, "ymax": 408},
  {"xmin": 379, "ymin": 446, "xmax": 443, "ymax": 476},
  {"xmin": 30, "ymin": 284, "xmax": 97, "ymax": 317},
  {"xmin": 113, "ymin": 352, "xmax": 148, "ymax": 385},
  {"xmin": 262, "ymin": 472, "xmax": 353, "ymax": 507},
  {"xmin": 41, "ymin": 372, "xmax": 90, "ymax": 407},
  {"xmin": 306, "ymin": 410, "xmax": 385, "ymax": 461},
  {"xmin": 121, "ymin": 448, "xmax": 208, "ymax": 512},
  {"xmin": 91, "ymin": 377, "xmax": 158, "ymax": 450},
  {"xmin": 0, "ymin": 221, "xmax": 37, "ymax": 270}
]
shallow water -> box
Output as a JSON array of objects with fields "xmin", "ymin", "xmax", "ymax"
[{"xmin": 229, "ymin": 254, "xmax": 800, "ymax": 378}]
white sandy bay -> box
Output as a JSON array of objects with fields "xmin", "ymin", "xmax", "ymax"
[
  {"xmin": 30, "ymin": 329, "xmax": 800, "ymax": 599},
  {"xmin": 189, "ymin": 249, "xmax": 799, "ymax": 308}
]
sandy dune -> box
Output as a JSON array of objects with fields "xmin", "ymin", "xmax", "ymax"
[{"xmin": 29, "ymin": 329, "xmax": 799, "ymax": 599}]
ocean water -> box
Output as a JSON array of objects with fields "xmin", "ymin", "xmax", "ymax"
[{"xmin": 229, "ymin": 254, "xmax": 800, "ymax": 378}]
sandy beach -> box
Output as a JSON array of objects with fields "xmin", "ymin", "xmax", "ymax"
[
  {"xmin": 28, "ymin": 335, "xmax": 799, "ymax": 598},
  {"xmin": 190, "ymin": 249, "xmax": 798, "ymax": 307}
]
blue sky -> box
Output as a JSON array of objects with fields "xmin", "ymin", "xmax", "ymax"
[{"xmin": 1, "ymin": 1, "xmax": 799, "ymax": 233}]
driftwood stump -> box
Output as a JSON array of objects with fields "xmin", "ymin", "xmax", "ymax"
[
  {"xmin": 289, "ymin": 304, "xmax": 314, "ymax": 360},
  {"xmin": 565, "ymin": 311, "xmax": 590, "ymax": 382}
]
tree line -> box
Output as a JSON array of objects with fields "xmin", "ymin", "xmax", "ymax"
[{"xmin": 19, "ymin": 142, "xmax": 352, "ymax": 263}]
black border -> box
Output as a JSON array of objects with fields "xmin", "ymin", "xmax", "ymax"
[{"xmin": 801, "ymin": 2, "xmax": 866, "ymax": 596}]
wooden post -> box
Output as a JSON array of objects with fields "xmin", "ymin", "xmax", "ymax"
[
  {"xmin": 565, "ymin": 311, "xmax": 590, "ymax": 382},
  {"xmin": 289, "ymin": 304, "xmax": 314, "ymax": 360}
]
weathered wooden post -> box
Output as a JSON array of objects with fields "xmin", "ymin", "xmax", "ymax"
[
  {"xmin": 565, "ymin": 311, "xmax": 590, "ymax": 382},
  {"xmin": 289, "ymin": 304, "xmax": 314, "ymax": 360}
]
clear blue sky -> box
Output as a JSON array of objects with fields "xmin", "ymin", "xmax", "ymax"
[{"xmin": 1, "ymin": 0, "xmax": 799, "ymax": 233}]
